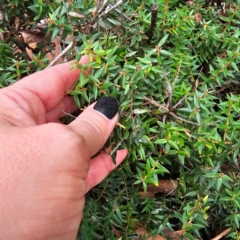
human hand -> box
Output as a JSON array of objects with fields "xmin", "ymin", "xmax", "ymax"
[{"xmin": 0, "ymin": 55, "xmax": 128, "ymax": 240}]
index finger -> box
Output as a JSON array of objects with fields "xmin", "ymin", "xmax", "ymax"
[{"xmin": 11, "ymin": 55, "xmax": 90, "ymax": 111}]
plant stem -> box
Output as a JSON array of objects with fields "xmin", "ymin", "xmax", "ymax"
[{"xmin": 147, "ymin": 4, "xmax": 158, "ymax": 44}]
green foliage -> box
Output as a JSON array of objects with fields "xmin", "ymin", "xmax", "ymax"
[{"xmin": 1, "ymin": 0, "xmax": 240, "ymax": 239}]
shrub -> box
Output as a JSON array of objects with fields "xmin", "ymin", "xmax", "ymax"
[{"xmin": 1, "ymin": 0, "xmax": 240, "ymax": 239}]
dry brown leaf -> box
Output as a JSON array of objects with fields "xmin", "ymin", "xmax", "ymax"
[
  {"xmin": 141, "ymin": 180, "xmax": 178, "ymax": 195},
  {"xmin": 134, "ymin": 222, "xmax": 166, "ymax": 240},
  {"xmin": 134, "ymin": 222, "xmax": 190, "ymax": 240},
  {"xmin": 195, "ymin": 14, "xmax": 202, "ymax": 23},
  {"xmin": 219, "ymin": 52, "xmax": 227, "ymax": 59},
  {"xmin": 164, "ymin": 229, "xmax": 189, "ymax": 240},
  {"xmin": 186, "ymin": 1, "xmax": 194, "ymax": 6},
  {"xmin": 20, "ymin": 30, "xmax": 46, "ymax": 44},
  {"xmin": 136, "ymin": 227, "xmax": 190, "ymax": 240},
  {"xmin": 147, "ymin": 235, "xmax": 166, "ymax": 240},
  {"xmin": 16, "ymin": 30, "xmax": 63, "ymax": 63},
  {"xmin": 138, "ymin": 191, "xmax": 155, "ymax": 198},
  {"xmin": 69, "ymin": 11, "xmax": 85, "ymax": 18},
  {"xmin": 111, "ymin": 225, "xmax": 122, "ymax": 238},
  {"xmin": 135, "ymin": 227, "xmax": 166, "ymax": 240}
]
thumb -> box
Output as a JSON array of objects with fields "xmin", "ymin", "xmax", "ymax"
[{"xmin": 68, "ymin": 96, "xmax": 119, "ymax": 157}]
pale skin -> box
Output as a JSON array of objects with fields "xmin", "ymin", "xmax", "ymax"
[{"xmin": 0, "ymin": 55, "xmax": 128, "ymax": 240}]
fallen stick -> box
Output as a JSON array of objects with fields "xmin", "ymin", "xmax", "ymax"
[
  {"xmin": 47, "ymin": 41, "xmax": 74, "ymax": 68},
  {"xmin": 211, "ymin": 228, "xmax": 232, "ymax": 240}
]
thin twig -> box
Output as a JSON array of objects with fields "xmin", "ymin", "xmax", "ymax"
[
  {"xmin": 110, "ymin": 138, "xmax": 125, "ymax": 156},
  {"xmin": 142, "ymin": 95, "xmax": 199, "ymax": 126},
  {"xmin": 107, "ymin": 3, "xmax": 133, "ymax": 22},
  {"xmin": 86, "ymin": 0, "xmax": 102, "ymax": 33},
  {"xmin": 164, "ymin": 69, "xmax": 171, "ymax": 109},
  {"xmin": 93, "ymin": 0, "xmax": 102, "ymax": 17},
  {"xmin": 61, "ymin": 0, "xmax": 74, "ymax": 49},
  {"xmin": 98, "ymin": 0, "xmax": 109, "ymax": 14},
  {"xmin": 60, "ymin": 110, "xmax": 76, "ymax": 119},
  {"xmin": 47, "ymin": 41, "xmax": 74, "ymax": 67},
  {"xmin": 162, "ymin": 113, "xmax": 167, "ymax": 124},
  {"xmin": 172, "ymin": 59, "xmax": 182, "ymax": 92},
  {"xmin": 104, "ymin": 29, "xmax": 111, "ymax": 49},
  {"xmin": 172, "ymin": 158, "xmax": 191, "ymax": 171},
  {"xmin": 99, "ymin": 0, "xmax": 123, "ymax": 18},
  {"xmin": 162, "ymin": 0, "xmax": 169, "ymax": 27},
  {"xmin": 162, "ymin": 73, "xmax": 168, "ymax": 123},
  {"xmin": 120, "ymin": 0, "xmax": 124, "ymax": 25},
  {"xmin": 214, "ymin": 82, "xmax": 240, "ymax": 95},
  {"xmin": 173, "ymin": 92, "xmax": 190, "ymax": 110},
  {"xmin": 165, "ymin": 59, "xmax": 182, "ymax": 110},
  {"xmin": 143, "ymin": 96, "xmax": 169, "ymax": 112},
  {"xmin": 169, "ymin": 112, "xmax": 200, "ymax": 126},
  {"xmin": 165, "ymin": 179, "xmax": 178, "ymax": 196},
  {"xmin": 62, "ymin": 0, "xmax": 72, "ymax": 25},
  {"xmin": 211, "ymin": 228, "xmax": 232, "ymax": 240},
  {"xmin": 192, "ymin": 66, "xmax": 203, "ymax": 92},
  {"xmin": 168, "ymin": 64, "xmax": 200, "ymax": 118}
]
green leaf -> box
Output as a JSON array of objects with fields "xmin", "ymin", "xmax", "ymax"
[
  {"xmin": 133, "ymin": 179, "xmax": 142, "ymax": 185},
  {"xmin": 196, "ymin": 112, "xmax": 201, "ymax": 124},
  {"xmin": 151, "ymin": 168, "xmax": 169, "ymax": 174},
  {"xmin": 137, "ymin": 57, "xmax": 151, "ymax": 64},
  {"xmin": 158, "ymin": 34, "xmax": 169, "ymax": 47},
  {"xmin": 126, "ymin": 51, "xmax": 138, "ymax": 57},
  {"xmin": 124, "ymin": 84, "xmax": 130, "ymax": 95},
  {"xmin": 168, "ymin": 140, "xmax": 179, "ymax": 150},
  {"xmin": 203, "ymin": 195, "xmax": 208, "ymax": 204},
  {"xmin": 185, "ymin": 191, "xmax": 197, "ymax": 197},
  {"xmin": 79, "ymin": 73, "xmax": 89, "ymax": 87},
  {"xmin": 111, "ymin": 213, "xmax": 122, "ymax": 226},
  {"xmin": 155, "ymin": 139, "xmax": 167, "ymax": 144},
  {"xmin": 107, "ymin": 18, "xmax": 121, "ymax": 26},
  {"xmin": 73, "ymin": 95, "xmax": 80, "ymax": 108},
  {"xmin": 95, "ymin": 55, "xmax": 101, "ymax": 64},
  {"xmin": 80, "ymin": 90, "xmax": 89, "ymax": 102},
  {"xmin": 231, "ymin": 62, "xmax": 239, "ymax": 72},
  {"xmin": 88, "ymin": 74, "xmax": 100, "ymax": 83},
  {"xmin": 157, "ymin": 121, "xmax": 165, "ymax": 128},
  {"xmin": 93, "ymin": 84, "xmax": 98, "ymax": 100},
  {"xmin": 168, "ymin": 150, "xmax": 178, "ymax": 155},
  {"xmin": 143, "ymin": 181, "xmax": 147, "ymax": 192},
  {"xmin": 160, "ymin": 49, "xmax": 173, "ymax": 56},
  {"xmin": 184, "ymin": 233, "xmax": 195, "ymax": 240},
  {"xmin": 146, "ymin": 159, "xmax": 151, "ymax": 173},
  {"xmin": 178, "ymin": 150, "xmax": 190, "ymax": 156},
  {"xmin": 52, "ymin": 26, "xmax": 60, "ymax": 40},
  {"xmin": 146, "ymin": 177, "xmax": 159, "ymax": 186},
  {"xmin": 178, "ymin": 154, "xmax": 185, "ymax": 164},
  {"xmin": 115, "ymin": 208, "xmax": 123, "ymax": 223},
  {"xmin": 216, "ymin": 178, "xmax": 222, "ymax": 190},
  {"xmin": 94, "ymin": 67, "xmax": 104, "ymax": 79}
]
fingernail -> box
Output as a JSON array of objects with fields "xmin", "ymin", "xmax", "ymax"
[{"xmin": 93, "ymin": 96, "xmax": 119, "ymax": 119}]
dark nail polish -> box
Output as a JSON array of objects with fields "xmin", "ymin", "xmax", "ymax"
[{"xmin": 93, "ymin": 96, "xmax": 119, "ymax": 119}]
